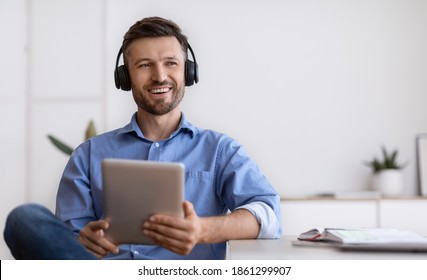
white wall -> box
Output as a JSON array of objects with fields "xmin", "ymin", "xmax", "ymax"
[
  {"xmin": 0, "ymin": 0, "xmax": 27, "ymax": 260},
  {"xmin": 1, "ymin": 0, "xmax": 427, "ymax": 259}
]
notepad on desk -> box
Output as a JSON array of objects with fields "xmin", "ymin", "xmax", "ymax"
[{"xmin": 296, "ymin": 228, "xmax": 427, "ymax": 252}]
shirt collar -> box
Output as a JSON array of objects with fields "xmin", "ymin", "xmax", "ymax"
[{"xmin": 117, "ymin": 112, "xmax": 196, "ymax": 140}]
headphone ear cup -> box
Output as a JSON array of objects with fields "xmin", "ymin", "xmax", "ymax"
[
  {"xmin": 185, "ymin": 59, "xmax": 195, "ymax": 87},
  {"xmin": 193, "ymin": 61, "xmax": 199, "ymax": 84},
  {"xmin": 115, "ymin": 65, "xmax": 132, "ymax": 91}
]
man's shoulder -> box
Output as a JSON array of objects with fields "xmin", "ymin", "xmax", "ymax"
[
  {"xmin": 83, "ymin": 127, "xmax": 124, "ymax": 144},
  {"xmin": 193, "ymin": 126, "xmax": 235, "ymax": 142},
  {"xmin": 73, "ymin": 126, "xmax": 129, "ymax": 153},
  {"xmin": 191, "ymin": 126, "xmax": 243, "ymax": 153}
]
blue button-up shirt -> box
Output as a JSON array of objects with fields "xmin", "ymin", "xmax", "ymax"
[{"xmin": 56, "ymin": 113, "xmax": 282, "ymax": 259}]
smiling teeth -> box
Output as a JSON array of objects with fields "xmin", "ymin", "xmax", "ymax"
[{"xmin": 150, "ymin": 88, "xmax": 169, "ymax": 94}]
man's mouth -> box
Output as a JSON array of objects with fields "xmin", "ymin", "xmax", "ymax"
[{"xmin": 149, "ymin": 87, "xmax": 171, "ymax": 94}]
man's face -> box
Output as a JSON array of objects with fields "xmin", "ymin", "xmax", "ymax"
[{"xmin": 126, "ymin": 36, "xmax": 186, "ymax": 116}]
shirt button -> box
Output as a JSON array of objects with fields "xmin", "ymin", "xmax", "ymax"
[{"xmin": 155, "ymin": 142, "xmax": 160, "ymax": 148}]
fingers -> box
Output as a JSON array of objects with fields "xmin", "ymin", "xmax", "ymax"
[
  {"xmin": 144, "ymin": 219, "xmax": 194, "ymax": 242},
  {"xmin": 143, "ymin": 201, "xmax": 200, "ymax": 255},
  {"xmin": 143, "ymin": 226, "xmax": 193, "ymax": 255},
  {"xmin": 79, "ymin": 220, "xmax": 119, "ymax": 258}
]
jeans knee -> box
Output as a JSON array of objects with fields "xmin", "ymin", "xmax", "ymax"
[
  {"xmin": 5, "ymin": 203, "xmax": 51, "ymax": 242},
  {"xmin": 5, "ymin": 203, "xmax": 51, "ymax": 231},
  {"xmin": 9, "ymin": 203, "xmax": 48, "ymax": 219}
]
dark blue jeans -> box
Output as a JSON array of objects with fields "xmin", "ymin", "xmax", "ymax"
[{"xmin": 3, "ymin": 203, "xmax": 96, "ymax": 260}]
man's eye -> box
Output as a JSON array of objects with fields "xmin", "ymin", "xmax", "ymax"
[
  {"xmin": 138, "ymin": 63, "xmax": 150, "ymax": 68},
  {"xmin": 166, "ymin": 61, "xmax": 178, "ymax": 66}
]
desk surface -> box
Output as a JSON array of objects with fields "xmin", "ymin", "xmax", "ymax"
[{"xmin": 227, "ymin": 236, "xmax": 427, "ymax": 260}]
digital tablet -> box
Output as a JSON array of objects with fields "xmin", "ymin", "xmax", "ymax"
[{"xmin": 102, "ymin": 158, "xmax": 184, "ymax": 245}]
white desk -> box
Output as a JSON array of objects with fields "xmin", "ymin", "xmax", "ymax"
[{"xmin": 227, "ymin": 236, "xmax": 427, "ymax": 260}]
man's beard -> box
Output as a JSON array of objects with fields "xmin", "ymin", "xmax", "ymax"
[{"xmin": 133, "ymin": 83, "xmax": 185, "ymax": 116}]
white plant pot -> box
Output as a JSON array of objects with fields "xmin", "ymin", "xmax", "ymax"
[{"xmin": 371, "ymin": 169, "xmax": 403, "ymax": 197}]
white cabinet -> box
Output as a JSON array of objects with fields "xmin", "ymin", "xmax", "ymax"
[
  {"xmin": 280, "ymin": 198, "xmax": 427, "ymax": 236},
  {"xmin": 280, "ymin": 199, "xmax": 377, "ymax": 235},
  {"xmin": 379, "ymin": 199, "xmax": 427, "ymax": 236}
]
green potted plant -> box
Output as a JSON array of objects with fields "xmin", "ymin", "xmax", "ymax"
[
  {"xmin": 47, "ymin": 120, "xmax": 97, "ymax": 156},
  {"xmin": 365, "ymin": 146, "xmax": 407, "ymax": 196}
]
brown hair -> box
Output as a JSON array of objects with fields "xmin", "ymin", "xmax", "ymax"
[{"xmin": 122, "ymin": 17, "xmax": 189, "ymax": 64}]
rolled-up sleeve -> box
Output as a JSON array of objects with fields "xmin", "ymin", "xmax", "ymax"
[{"xmin": 236, "ymin": 201, "xmax": 282, "ymax": 238}]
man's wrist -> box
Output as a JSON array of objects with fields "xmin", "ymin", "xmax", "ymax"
[{"xmin": 198, "ymin": 217, "xmax": 212, "ymax": 244}]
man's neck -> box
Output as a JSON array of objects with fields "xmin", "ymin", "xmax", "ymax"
[{"xmin": 136, "ymin": 108, "xmax": 182, "ymax": 142}]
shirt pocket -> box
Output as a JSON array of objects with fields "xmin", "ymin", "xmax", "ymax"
[{"xmin": 184, "ymin": 171, "xmax": 219, "ymax": 216}]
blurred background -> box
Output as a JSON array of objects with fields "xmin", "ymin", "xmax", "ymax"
[{"xmin": 1, "ymin": 0, "xmax": 427, "ymax": 259}]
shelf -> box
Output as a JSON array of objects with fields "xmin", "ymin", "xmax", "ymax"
[{"xmin": 281, "ymin": 196, "xmax": 427, "ymax": 201}]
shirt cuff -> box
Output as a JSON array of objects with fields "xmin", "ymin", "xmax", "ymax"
[{"xmin": 235, "ymin": 201, "xmax": 282, "ymax": 239}]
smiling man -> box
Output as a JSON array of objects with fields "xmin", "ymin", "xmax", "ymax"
[
  {"xmin": 4, "ymin": 17, "xmax": 282, "ymax": 260},
  {"xmin": 129, "ymin": 37, "xmax": 185, "ymax": 117},
  {"xmin": 127, "ymin": 36, "xmax": 186, "ymax": 140}
]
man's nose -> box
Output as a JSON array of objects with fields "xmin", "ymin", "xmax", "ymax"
[{"xmin": 151, "ymin": 65, "xmax": 167, "ymax": 82}]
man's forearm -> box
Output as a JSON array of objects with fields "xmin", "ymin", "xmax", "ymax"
[{"xmin": 198, "ymin": 209, "xmax": 260, "ymax": 243}]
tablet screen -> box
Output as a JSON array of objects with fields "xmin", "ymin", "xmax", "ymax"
[{"xmin": 102, "ymin": 158, "xmax": 184, "ymax": 245}]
